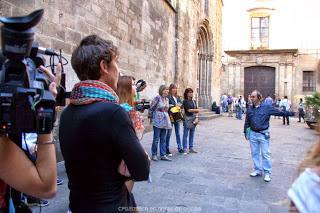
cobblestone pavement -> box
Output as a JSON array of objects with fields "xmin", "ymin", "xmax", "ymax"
[{"xmin": 39, "ymin": 114, "xmax": 318, "ymax": 213}]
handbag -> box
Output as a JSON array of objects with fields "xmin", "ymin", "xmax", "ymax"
[
  {"xmin": 184, "ymin": 114, "xmax": 197, "ymax": 129},
  {"xmin": 170, "ymin": 106, "xmax": 184, "ymax": 122}
]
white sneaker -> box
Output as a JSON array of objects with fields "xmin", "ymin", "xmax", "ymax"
[
  {"xmin": 249, "ymin": 171, "xmax": 262, "ymax": 177},
  {"xmin": 264, "ymin": 174, "xmax": 271, "ymax": 182}
]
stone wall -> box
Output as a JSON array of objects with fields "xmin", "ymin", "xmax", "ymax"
[{"xmin": 0, "ymin": 0, "xmax": 222, "ymax": 104}]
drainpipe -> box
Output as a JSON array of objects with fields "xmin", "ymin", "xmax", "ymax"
[{"xmin": 174, "ymin": 0, "xmax": 179, "ymax": 84}]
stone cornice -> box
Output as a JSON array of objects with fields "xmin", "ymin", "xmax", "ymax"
[{"xmin": 225, "ymin": 49, "xmax": 298, "ymax": 57}]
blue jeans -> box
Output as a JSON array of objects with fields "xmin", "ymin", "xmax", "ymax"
[
  {"xmin": 182, "ymin": 125, "xmax": 195, "ymax": 150},
  {"xmin": 249, "ymin": 130, "xmax": 272, "ymax": 174},
  {"xmin": 222, "ymin": 102, "xmax": 227, "ymax": 112},
  {"xmin": 236, "ymin": 107, "xmax": 242, "ymax": 120},
  {"xmin": 152, "ymin": 126, "xmax": 167, "ymax": 157},
  {"xmin": 166, "ymin": 122, "xmax": 182, "ymax": 151}
]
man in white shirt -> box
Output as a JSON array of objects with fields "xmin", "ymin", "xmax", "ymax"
[{"xmin": 279, "ymin": 96, "xmax": 291, "ymax": 125}]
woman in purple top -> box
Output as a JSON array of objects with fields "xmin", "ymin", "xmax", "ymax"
[{"xmin": 150, "ymin": 85, "xmax": 172, "ymax": 161}]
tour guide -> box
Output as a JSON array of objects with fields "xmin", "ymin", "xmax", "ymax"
[{"xmin": 244, "ymin": 90, "xmax": 294, "ymax": 182}]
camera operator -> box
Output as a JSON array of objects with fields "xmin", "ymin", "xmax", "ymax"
[
  {"xmin": 0, "ymin": 65, "xmax": 60, "ymax": 210},
  {"xmin": 134, "ymin": 79, "xmax": 147, "ymax": 105}
]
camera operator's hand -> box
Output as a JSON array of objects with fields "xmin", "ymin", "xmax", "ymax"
[
  {"xmin": 0, "ymin": 133, "xmax": 57, "ymax": 198},
  {"xmin": 40, "ymin": 63, "xmax": 62, "ymax": 98}
]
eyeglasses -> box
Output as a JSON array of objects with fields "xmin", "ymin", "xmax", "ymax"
[{"xmin": 251, "ymin": 95, "xmax": 256, "ymax": 98}]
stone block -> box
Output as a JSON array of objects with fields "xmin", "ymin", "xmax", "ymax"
[
  {"xmin": 85, "ymin": 12, "xmax": 98, "ymax": 27},
  {"xmin": 34, "ymin": 34, "xmax": 52, "ymax": 49},
  {"xmin": 75, "ymin": 18, "xmax": 90, "ymax": 34},
  {"xmin": 51, "ymin": 38, "xmax": 72, "ymax": 55},
  {"xmin": 73, "ymin": 4, "xmax": 87, "ymax": 17},
  {"xmin": 129, "ymin": 1, "xmax": 142, "ymax": 16},
  {"xmin": 92, "ymin": 3, "xmax": 103, "ymax": 18},
  {"xmin": 42, "ymin": 21, "xmax": 65, "ymax": 41},
  {"xmin": 65, "ymin": 29, "xmax": 82, "ymax": 46},
  {"xmin": 58, "ymin": 1, "xmax": 74, "ymax": 14},
  {"xmin": 9, "ymin": 0, "xmax": 35, "ymax": 13},
  {"xmin": 184, "ymin": 184, "xmax": 208, "ymax": 195},
  {"xmin": 161, "ymin": 172, "xmax": 194, "ymax": 183},
  {"xmin": 59, "ymin": 12, "xmax": 76, "ymax": 29},
  {"xmin": 11, "ymin": 5, "xmax": 28, "ymax": 17},
  {"xmin": 43, "ymin": 6, "xmax": 60, "ymax": 24},
  {"xmin": 0, "ymin": 1, "xmax": 12, "ymax": 17}
]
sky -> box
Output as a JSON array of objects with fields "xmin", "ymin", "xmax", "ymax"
[{"xmin": 222, "ymin": 0, "xmax": 320, "ymax": 50}]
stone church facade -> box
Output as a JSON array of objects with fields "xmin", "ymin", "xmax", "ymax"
[{"xmin": 0, "ymin": 0, "xmax": 223, "ymax": 108}]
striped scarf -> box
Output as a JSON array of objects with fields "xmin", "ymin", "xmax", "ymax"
[
  {"xmin": 70, "ymin": 80, "xmax": 144, "ymax": 131},
  {"xmin": 70, "ymin": 80, "xmax": 119, "ymax": 105}
]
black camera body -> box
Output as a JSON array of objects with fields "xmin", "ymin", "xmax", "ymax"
[
  {"xmin": 0, "ymin": 10, "xmax": 57, "ymax": 134},
  {"xmin": 135, "ymin": 99, "xmax": 150, "ymax": 113}
]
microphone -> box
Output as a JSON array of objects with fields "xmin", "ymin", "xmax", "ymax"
[
  {"xmin": 37, "ymin": 46, "xmax": 58, "ymax": 56},
  {"xmin": 30, "ymin": 42, "xmax": 58, "ymax": 57}
]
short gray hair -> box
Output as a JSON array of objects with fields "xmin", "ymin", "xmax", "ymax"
[{"xmin": 158, "ymin": 85, "xmax": 168, "ymax": 96}]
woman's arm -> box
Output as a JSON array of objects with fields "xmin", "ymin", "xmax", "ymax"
[{"xmin": 0, "ymin": 133, "xmax": 57, "ymax": 198}]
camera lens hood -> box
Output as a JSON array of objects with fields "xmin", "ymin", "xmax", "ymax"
[{"xmin": 0, "ymin": 9, "xmax": 44, "ymax": 31}]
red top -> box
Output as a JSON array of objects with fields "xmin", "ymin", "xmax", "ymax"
[{"xmin": 0, "ymin": 179, "xmax": 7, "ymax": 211}]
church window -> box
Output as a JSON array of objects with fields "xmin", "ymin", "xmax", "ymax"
[
  {"xmin": 251, "ymin": 16, "xmax": 269, "ymax": 49},
  {"xmin": 303, "ymin": 71, "xmax": 316, "ymax": 92}
]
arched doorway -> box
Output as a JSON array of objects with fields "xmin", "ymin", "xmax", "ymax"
[
  {"xmin": 244, "ymin": 66, "xmax": 275, "ymax": 99},
  {"xmin": 196, "ymin": 19, "xmax": 213, "ymax": 108}
]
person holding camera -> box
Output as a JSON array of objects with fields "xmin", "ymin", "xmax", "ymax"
[
  {"xmin": 166, "ymin": 83, "xmax": 183, "ymax": 154},
  {"xmin": 0, "ymin": 73, "xmax": 59, "ymax": 211},
  {"xmin": 150, "ymin": 85, "xmax": 172, "ymax": 161},
  {"xmin": 59, "ymin": 35, "xmax": 149, "ymax": 212},
  {"xmin": 244, "ymin": 90, "xmax": 294, "ymax": 182},
  {"xmin": 182, "ymin": 88, "xmax": 200, "ymax": 155},
  {"xmin": 134, "ymin": 79, "xmax": 147, "ymax": 104}
]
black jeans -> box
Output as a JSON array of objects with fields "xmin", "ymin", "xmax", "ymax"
[
  {"xmin": 298, "ymin": 113, "xmax": 305, "ymax": 122},
  {"xmin": 283, "ymin": 115, "xmax": 289, "ymax": 125}
]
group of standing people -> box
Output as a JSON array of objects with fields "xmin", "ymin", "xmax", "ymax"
[
  {"xmin": 221, "ymin": 93, "xmax": 246, "ymax": 119},
  {"xmin": 150, "ymin": 85, "xmax": 199, "ymax": 161}
]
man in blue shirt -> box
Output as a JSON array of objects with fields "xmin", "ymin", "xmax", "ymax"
[{"xmin": 244, "ymin": 90, "xmax": 293, "ymax": 182}]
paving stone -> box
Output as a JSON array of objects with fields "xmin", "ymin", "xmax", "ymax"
[
  {"xmin": 161, "ymin": 172, "xmax": 194, "ymax": 183},
  {"xmin": 38, "ymin": 115, "xmax": 318, "ymax": 212}
]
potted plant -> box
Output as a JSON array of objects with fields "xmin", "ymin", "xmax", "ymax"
[{"xmin": 305, "ymin": 92, "xmax": 320, "ymax": 129}]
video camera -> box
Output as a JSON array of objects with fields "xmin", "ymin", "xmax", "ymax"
[
  {"xmin": 135, "ymin": 99, "xmax": 150, "ymax": 113},
  {"xmin": 134, "ymin": 79, "xmax": 150, "ymax": 112},
  {"xmin": 0, "ymin": 9, "xmax": 66, "ymax": 134}
]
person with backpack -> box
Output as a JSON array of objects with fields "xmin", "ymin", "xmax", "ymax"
[
  {"xmin": 280, "ymin": 96, "xmax": 291, "ymax": 125},
  {"xmin": 227, "ymin": 95, "xmax": 234, "ymax": 117}
]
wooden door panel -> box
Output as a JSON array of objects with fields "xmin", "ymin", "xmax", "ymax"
[{"xmin": 244, "ymin": 66, "xmax": 275, "ymax": 99}]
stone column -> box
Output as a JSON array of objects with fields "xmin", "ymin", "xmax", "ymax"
[
  {"xmin": 235, "ymin": 63, "xmax": 241, "ymax": 97},
  {"xmin": 286, "ymin": 63, "xmax": 293, "ymax": 100},
  {"xmin": 278, "ymin": 63, "xmax": 286, "ymax": 98}
]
